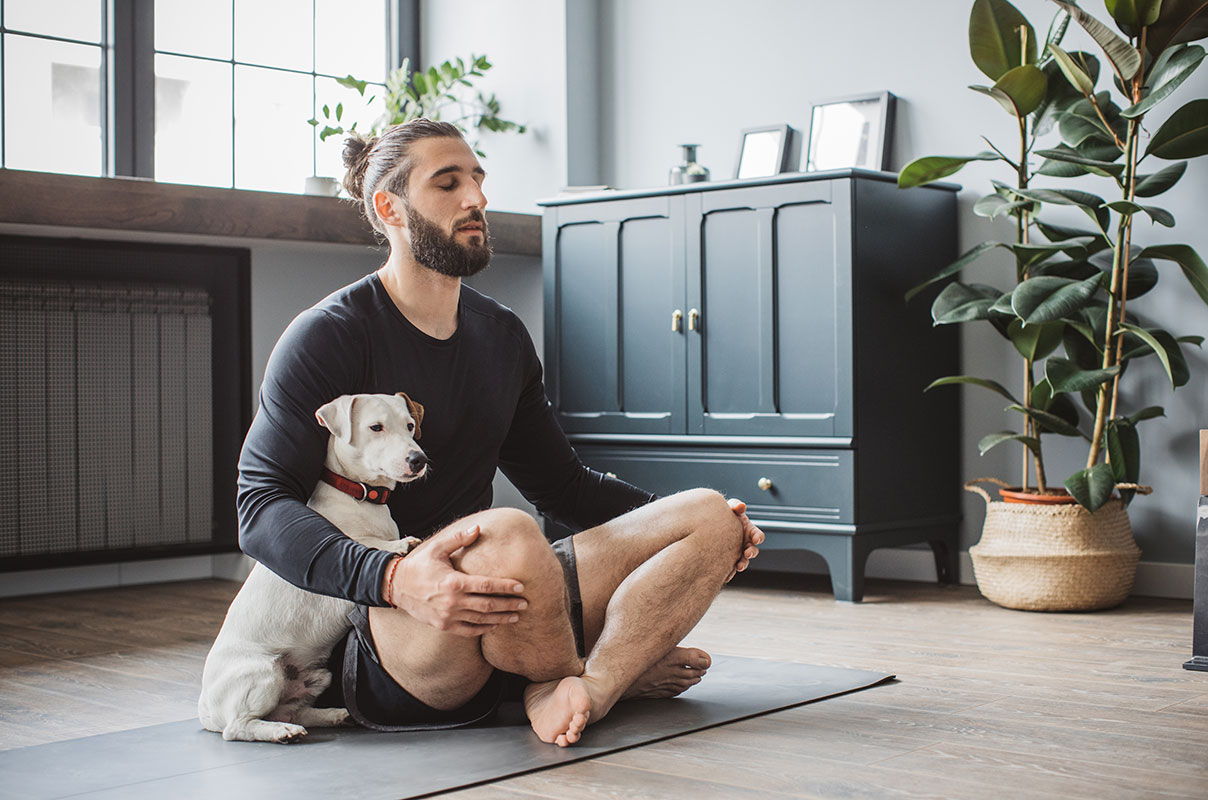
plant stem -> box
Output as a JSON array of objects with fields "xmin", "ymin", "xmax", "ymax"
[{"xmin": 1016, "ymin": 111, "xmax": 1045, "ymax": 492}]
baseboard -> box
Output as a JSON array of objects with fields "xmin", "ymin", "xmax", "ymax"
[
  {"xmin": 0, "ymin": 553, "xmax": 250, "ymax": 599},
  {"xmin": 749, "ymin": 546, "xmax": 1194, "ymax": 600}
]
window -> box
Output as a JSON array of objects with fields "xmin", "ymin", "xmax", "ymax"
[
  {"xmin": 1, "ymin": 0, "xmax": 108, "ymax": 176},
  {"xmin": 0, "ymin": 0, "xmax": 409, "ymax": 193}
]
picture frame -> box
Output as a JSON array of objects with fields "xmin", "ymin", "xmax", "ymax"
[
  {"xmin": 733, "ymin": 124, "xmax": 799, "ymax": 180},
  {"xmin": 804, "ymin": 91, "xmax": 896, "ymax": 172}
]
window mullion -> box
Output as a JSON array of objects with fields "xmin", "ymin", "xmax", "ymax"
[{"xmin": 113, "ymin": 0, "xmax": 154, "ymax": 178}]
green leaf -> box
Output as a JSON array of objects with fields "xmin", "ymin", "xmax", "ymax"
[
  {"xmin": 1123, "ymin": 256, "xmax": 1159, "ymax": 298},
  {"xmin": 995, "ymin": 64, "xmax": 1049, "ymax": 116},
  {"xmin": 1035, "ymin": 220, "xmax": 1111, "ymax": 254},
  {"xmin": 1009, "ymin": 318, "xmax": 1065, "ymax": 359},
  {"xmin": 1141, "ymin": 205, "xmax": 1176, "ymax": 227},
  {"xmin": 1011, "ymin": 273, "xmax": 1102, "ymax": 323},
  {"xmin": 1012, "ymin": 237, "xmax": 1094, "ymax": 272},
  {"xmin": 1012, "ymin": 187, "xmax": 1110, "ymax": 230},
  {"xmin": 897, "ymin": 152, "xmax": 998, "ymax": 188},
  {"xmin": 971, "ymin": 83, "xmax": 1023, "ymax": 116},
  {"xmin": 1119, "ymin": 321, "xmax": 1175, "ymax": 386},
  {"xmin": 970, "ymin": 0, "xmax": 1037, "ymax": 80},
  {"xmin": 1047, "ymin": 42, "xmax": 1096, "ymax": 94},
  {"xmin": 1059, "ymin": 94, "xmax": 1127, "ymax": 149},
  {"xmin": 318, "ymin": 125, "xmax": 343, "ymax": 142},
  {"xmin": 926, "ymin": 375, "xmax": 1019, "ymax": 404},
  {"xmin": 1106, "ymin": 0, "xmax": 1163, "ymax": 30},
  {"xmin": 1007, "ymin": 403, "xmax": 1087, "ymax": 438},
  {"xmin": 1046, "ymin": 357, "xmax": 1120, "ymax": 393},
  {"xmin": 979, "ymin": 431, "xmax": 1043, "ymax": 457},
  {"xmin": 932, "ymin": 283, "xmax": 1004, "ymax": 324},
  {"xmin": 974, "ymin": 193, "xmax": 1034, "ymax": 219},
  {"xmin": 1146, "ymin": 98, "xmax": 1208, "ymax": 159},
  {"xmin": 1147, "ymin": 0, "xmax": 1208, "ymax": 55},
  {"xmin": 1047, "ymin": 0, "xmax": 1142, "ymax": 79},
  {"xmin": 335, "ymin": 102, "xmax": 343, "ymax": 122},
  {"xmin": 1122, "ymin": 44, "xmax": 1205, "ymax": 119},
  {"xmin": 1139, "ymin": 244, "xmax": 1208, "ymax": 305},
  {"xmin": 1134, "ymin": 161, "xmax": 1188, "ymax": 196},
  {"xmin": 1034, "ymin": 146, "xmax": 1124, "ymax": 176},
  {"xmin": 1065, "ymin": 462, "xmax": 1118, "ymax": 511},
  {"xmin": 905, "ymin": 241, "xmax": 1007, "ymax": 302},
  {"xmin": 1128, "ymin": 406, "xmax": 1166, "ymax": 424},
  {"xmin": 1178, "ymin": 335, "xmax": 1206, "ymax": 345},
  {"xmin": 1063, "ymin": 324, "xmax": 1103, "ymax": 370},
  {"xmin": 1106, "ymin": 416, "xmax": 1141, "ymax": 505}
]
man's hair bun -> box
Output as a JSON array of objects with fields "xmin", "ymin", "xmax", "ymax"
[{"xmin": 341, "ymin": 132, "xmax": 376, "ymax": 201}]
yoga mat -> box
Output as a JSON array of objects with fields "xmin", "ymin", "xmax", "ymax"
[{"xmin": 0, "ymin": 656, "xmax": 892, "ymax": 800}]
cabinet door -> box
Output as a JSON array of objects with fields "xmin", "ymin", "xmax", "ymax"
[
  {"xmin": 544, "ymin": 196, "xmax": 686, "ymax": 435},
  {"xmin": 686, "ymin": 180, "xmax": 852, "ymax": 437}
]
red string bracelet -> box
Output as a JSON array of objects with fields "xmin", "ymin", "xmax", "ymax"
[{"xmin": 384, "ymin": 556, "xmax": 404, "ymax": 607}]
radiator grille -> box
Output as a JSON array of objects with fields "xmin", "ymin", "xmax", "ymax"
[{"xmin": 0, "ymin": 280, "xmax": 214, "ymax": 557}]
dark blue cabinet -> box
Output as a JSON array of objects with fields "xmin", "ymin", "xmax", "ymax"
[{"xmin": 541, "ymin": 171, "xmax": 960, "ymax": 601}]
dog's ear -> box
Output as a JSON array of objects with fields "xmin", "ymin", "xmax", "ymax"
[
  {"xmin": 315, "ymin": 395, "xmax": 358, "ymax": 442},
  {"xmin": 396, "ymin": 391, "xmax": 424, "ymax": 440}
]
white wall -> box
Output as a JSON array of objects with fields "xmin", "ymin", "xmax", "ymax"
[{"xmin": 424, "ymin": 0, "xmax": 1208, "ymax": 568}]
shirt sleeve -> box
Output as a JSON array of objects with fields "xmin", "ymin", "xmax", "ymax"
[
  {"xmin": 236, "ymin": 308, "xmax": 397, "ymax": 606},
  {"xmin": 497, "ymin": 325, "xmax": 656, "ymax": 532}
]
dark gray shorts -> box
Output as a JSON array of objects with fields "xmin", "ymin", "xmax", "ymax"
[{"xmin": 319, "ymin": 534, "xmax": 583, "ymax": 732}]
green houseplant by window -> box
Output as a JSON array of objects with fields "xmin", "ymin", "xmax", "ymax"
[
  {"xmin": 309, "ymin": 54, "xmax": 526, "ymax": 157},
  {"xmin": 899, "ymin": 0, "xmax": 1208, "ymax": 610}
]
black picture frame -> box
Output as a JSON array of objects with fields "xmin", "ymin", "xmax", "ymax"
[
  {"xmin": 804, "ymin": 91, "xmax": 896, "ymax": 172},
  {"xmin": 733, "ymin": 124, "xmax": 799, "ymax": 180}
]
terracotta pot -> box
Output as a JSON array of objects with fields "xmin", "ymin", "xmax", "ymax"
[{"xmin": 998, "ymin": 487, "xmax": 1079, "ymax": 505}]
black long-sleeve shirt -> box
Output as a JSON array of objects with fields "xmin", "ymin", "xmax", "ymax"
[{"xmin": 236, "ymin": 273, "xmax": 655, "ymax": 606}]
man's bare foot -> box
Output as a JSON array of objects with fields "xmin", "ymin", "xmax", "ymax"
[
  {"xmin": 523, "ymin": 675, "xmax": 595, "ymax": 747},
  {"xmin": 621, "ymin": 646, "xmax": 711, "ymax": 700}
]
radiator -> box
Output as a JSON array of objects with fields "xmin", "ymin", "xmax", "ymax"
[{"xmin": 0, "ymin": 279, "xmax": 215, "ymax": 557}]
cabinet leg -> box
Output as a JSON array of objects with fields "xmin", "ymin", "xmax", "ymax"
[
  {"xmin": 928, "ymin": 536, "xmax": 958, "ymax": 585},
  {"xmin": 819, "ymin": 540, "xmax": 869, "ymax": 603}
]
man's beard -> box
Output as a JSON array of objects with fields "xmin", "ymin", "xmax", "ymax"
[{"xmin": 406, "ymin": 205, "xmax": 492, "ymax": 278}]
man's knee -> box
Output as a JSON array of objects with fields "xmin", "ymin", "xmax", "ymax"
[
  {"xmin": 454, "ymin": 507, "xmax": 560, "ymax": 584},
  {"xmin": 675, "ymin": 487, "xmax": 744, "ymax": 553}
]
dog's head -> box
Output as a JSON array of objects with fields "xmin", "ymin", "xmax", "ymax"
[{"xmin": 314, "ymin": 392, "xmax": 428, "ymax": 487}]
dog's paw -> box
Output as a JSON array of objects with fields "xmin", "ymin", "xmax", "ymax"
[
  {"xmin": 222, "ymin": 719, "xmax": 308, "ymax": 743},
  {"xmin": 268, "ymin": 722, "xmax": 308, "ymax": 744},
  {"xmin": 385, "ymin": 536, "xmax": 422, "ymax": 555}
]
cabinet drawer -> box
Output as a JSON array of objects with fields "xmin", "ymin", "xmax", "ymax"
[{"xmin": 575, "ymin": 444, "xmax": 853, "ymax": 524}]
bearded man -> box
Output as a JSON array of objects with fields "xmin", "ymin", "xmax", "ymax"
[{"xmin": 236, "ymin": 119, "xmax": 763, "ymax": 747}]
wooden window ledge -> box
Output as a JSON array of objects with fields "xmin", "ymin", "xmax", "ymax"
[{"xmin": 0, "ymin": 169, "xmax": 540, "ymax": 256}]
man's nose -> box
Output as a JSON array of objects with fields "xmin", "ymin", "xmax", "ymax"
[{"xmin": 462, "ymin": 183, "xmax": 487, "ymax": 210}]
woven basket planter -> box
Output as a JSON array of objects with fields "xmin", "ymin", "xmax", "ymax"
[{"xmin": 966, "ymin": 478, "xmax": 1141, "ymax": 612}]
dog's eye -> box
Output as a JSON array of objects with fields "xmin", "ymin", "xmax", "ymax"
[
  {"xmin": 407, "ymin": 423, "xmax": 414, "ymax": 432},
  {"xmin": 369, "ymin": 423, "xmax": 384, "ymax": 432}
]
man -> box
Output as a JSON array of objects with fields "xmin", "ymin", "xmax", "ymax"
[{"xmin": 237, "ymin": 119, "xmax": 763, "ymax": 747}]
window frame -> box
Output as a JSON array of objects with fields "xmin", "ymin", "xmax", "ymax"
[{"xmin": 1, "ymin": 0, "xmax": 419, "ymax": 185}]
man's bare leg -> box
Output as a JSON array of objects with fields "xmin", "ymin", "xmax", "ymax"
[
  {"xmin": 369, "ymin": 508, "xmax": 582, "ymax": 711},
  {"xmin": 523, "ymin": 488, "xmax": 743, "ymax": 745}
]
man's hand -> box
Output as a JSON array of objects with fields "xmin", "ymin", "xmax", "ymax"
[
  {"xmin": 384, "ymin": 524, "xmax": 528, "ymax": 637},
  {"xmin": 725, "ymin": 499, "xmax": 765, "ymax": 583}
]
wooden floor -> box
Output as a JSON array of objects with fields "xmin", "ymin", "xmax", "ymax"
[{"xmin": 1, "ymin": 573, "xmax": 1204, "ymax": 799}]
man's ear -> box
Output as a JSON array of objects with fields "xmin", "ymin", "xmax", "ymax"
[
  {"xmin": 315, "ymin": 395, "xmax": 358, "ymax": 442},
  {"xmin": 373, "ymin": 190, "xmax": 405, "ymax": 228},
  {"xmin": 397, "ymin": 391, "xmax": 424, "ymax": 439}
]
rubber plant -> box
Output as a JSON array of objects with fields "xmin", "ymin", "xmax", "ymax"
[
  {"xmin": 309, "ymin": 54, "xmax": 525, "ymax": 157},
  {"xmin": 899, "ymin": 0, "xmax": 1208, "ymax": 512}
]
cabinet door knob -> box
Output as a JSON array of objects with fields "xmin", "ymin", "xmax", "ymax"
[
  {"xmin": 671, "ymin": 309, "xmax": 683, "ymax": 332},
  {"xmin": 688, "ymin": 308, "xmax": 700, "ymax": 331},
  {"xmin": 757, "ymin": 477, "xmax": 773, "ymax": 491}
]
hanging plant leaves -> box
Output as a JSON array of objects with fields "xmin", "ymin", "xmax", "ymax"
[
  {"xmin": 898, "ymin": 152, "xmax": 999, "ymax": 188},
  {"xmin": 1011, "ymin": 273, "xmax": 1102, "ymax": 323},
  {"xmin": 1122, "ymin": 44, "xmax": 1205, "ymax": 118},
  {"xmin": 1103, "ymin": 200, "xmax": 1176, "ymax": 227},
  {"xmin": 1118, "ymin": 321, "xmax": 1176, "ymax": 386},
  {"xmin": 1146, "ymin": 99, "xmax": 1208, "ymax": 159},
  {"xmin": 927, "ymin": 375, "xmax": 1020, "ymax": 404},
  {"xmin": 1128, "ymin": 406, "xmax": 1166, "ymax": 424},
  {"xmin": 1046, "ymin": 357, "xmax": 1120, "ymax": 392},
  {"xmin": 1064, "ymin": 462, "xmax": 1117, "ymax": 511},
  {"xmin": 970, "ymin": 0, "xmax": 1038, "ymax": 80},
  {"xmin": 1139, "ymin": 244, "xmax": 1208, "ymax": 305},
  {"xmin": 932, "ymin": 282, "xmax": 1005, "ymax": 324},
  {"xmin": 905, "ymin": 241, "xmax": 1007, "ymax": 302},
  {"xmin": 979, "ymin": 431, "xmax": 1043, "ymax": 457},
  {"xmin": 1047, "ymin": 1, "xmax": 1142, "ymax": 79},
  {"xmin": 1009, "ymin": 318, "xmax": 1065, "ymax": 359},
  {"xmin": 1134, "ymin": 161, "xmax": 1188, "ymax": 196}
]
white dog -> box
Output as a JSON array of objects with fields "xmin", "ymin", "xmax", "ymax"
[{"xmin": 198, "ymin": 392, "xmax": 427, "ymax": 743}]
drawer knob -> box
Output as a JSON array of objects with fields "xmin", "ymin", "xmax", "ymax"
[
  {"xmin": 688, "ymin": 308, "xmax": 700, "ymax": 331},
  {"xmin": 757, "ymin": 477, "xmax": 773, "ymax": 491},
  {"xmin": 671, "ymin": 310, "xmax": 683, "ymax": 332}
]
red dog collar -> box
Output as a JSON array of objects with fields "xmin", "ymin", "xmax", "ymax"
[{"xmin": 321, "ymin": 468, "xmax": 392, "ymax": 504}]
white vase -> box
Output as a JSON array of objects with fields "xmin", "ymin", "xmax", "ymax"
[{"xmin": 304, "ymin": 176, "xmax": 340, "ymax": 197}]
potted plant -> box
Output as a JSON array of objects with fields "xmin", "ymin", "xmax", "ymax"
[{"xmin": 899, "ymin": 0, "xmax": 1208, "ymax": 610}]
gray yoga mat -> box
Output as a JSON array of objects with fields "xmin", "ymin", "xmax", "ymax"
[{"xmin": 0, "ymin": 656, "xmax": 892, "ymax": 800}]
